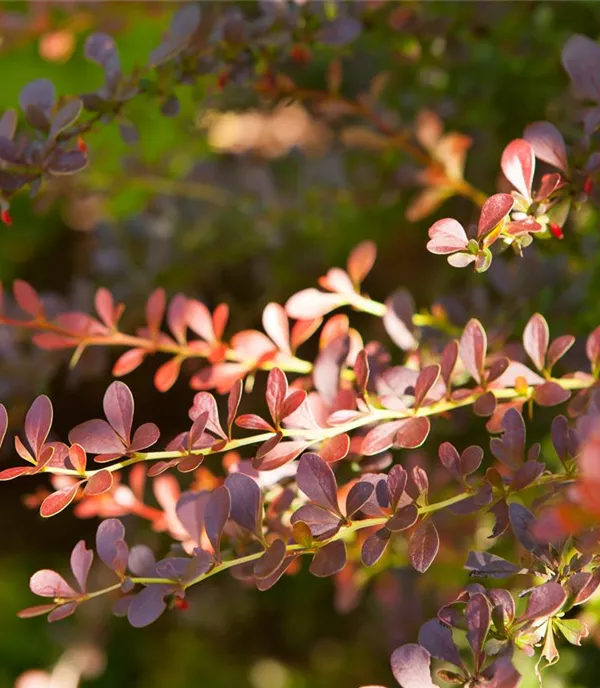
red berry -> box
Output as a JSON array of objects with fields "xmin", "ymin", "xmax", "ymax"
[
  {"xmin": 174, "ymin": 598, "xmax": 189, "ymax": 611},
  {"xmin": 549, "ymin": 222, "xmax": 564, "ymax": 240},
  {"xmin": 77, "ymin": 136, "xmax": 87, "ymax": 154},
  {"xmin": 217, "ymin": 71, "xmax": 229, "ymax": 91},
  {"xmin": 1, "ymin": 209, "xmax": 12, "ymax": 226},
  {"xmin": 584, "ymin": 175, "xmax": 594, "ymax": 196}
]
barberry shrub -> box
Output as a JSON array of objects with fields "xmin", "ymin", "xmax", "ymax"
[{"xmin": 3, "ymin": 4, "xmax": 600, "ymax": 687}]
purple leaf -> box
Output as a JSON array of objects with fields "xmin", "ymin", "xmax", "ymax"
[
  {"xmin": 204, "ymin": 485, "xmax": 231, "ymax": 559},
  {"xmin": 225, "ymin": 472, "xmax": 263, "ymax": 535},
  {"xmin": 182, "ymin": 549, "xmax": 213, "ymax": 584},
  {"xmin": 459, "ymin": 319, "xmax": 487, "ymax": 384},
  {"xmin": 438, "ymin": 442, "xmax": 461, "ymax": 480},
  {"xmin": 254, "ymin": 539, "xmax": 287, "ymax": 580},
  {"xmin": 345, "ymin": 481, "xmax": 374, "ymax": 518},
  {"xmin": 566, "ymin": 571, "xmax": 600, "ymax": 606},
  {"xmin": 383, "ymin": 290, "xmax": 418, "ymax": 351},
  {"xmin": 129, "ymin": 423, "xmax": 160, "ymax": 451},
  {"xmin": 477, "ymin": 193, "xmax": 514, "ymax": 239},
  {"xmin": 30, "ymin": 569, "xmax": 77, "ymax": 598},
  {"xmin": 387, "ymin": 504, "xmax": 418, "ymax": 532},
  {"xmin": 465, "ymin": 551, "xmax": 520, "ymax": 578},
  {"xmin": 290, "ymin": 504, "xmax": 342, "ymax": 541},
  {"xmin": 524, "ymin": 121, "xmax": 569, "ymax": 174},
  {"xmin": 461, "ymin": 446, "xmax": 483, "ymax": 475},
  {"xmin": 256, "ymin": 556, "xmax": 297, "ymax": 592},
  {"xmin": 390, "ymin": 644, "xmax": 436, "ymax": 688},
  {"xmin": 441, "ymin": 340, "xmax": 458, "ymax": 387},
  {"xmin": 508, "ymin": 502, "xmax": 552, "ymax": 564},
  {"xmin": 534, "ymin": 381, "xmax": 571, "ymax": 407},
  {"xmin": 546, "ymin": 335, "xmax": 575, "ymax": 371},
  {"xmin": 511, "ymin": 461, "xmax": 545, "ymax": 490},
  {"xmin": 418, "ymin": 618, "xmax": 462, "ymax": 666},
  {"xmin": 96, "ymin": 518, "xmax": 126, "ymax": 571},
  {"xmin": 48, "ymin": 601, "xmax": 77, "ymax": 622},
  {"xmin": 426, "ymin": 219, "xmax": 468, "ymax": 254},
  {"xmin": 25, "ymin": 395, "xmax": 53, "ymax": 458},
  {"xmin": 387, "ymin": 465, "xmax": 408, "ymax": 511},
  {"xmin": 474, "ymin": 391, "xmax": 497, "ymax": 417},
  {"xmin": 309, "ymin": 540, "xmax": 346, "ymax": 577},
  {"xmin": 490, "ymin": 408, "xmax": 526, "ymax": 470},
  {"xmin": 523, "ymin": 313, "xmax": 549, "ymax": 372},
  {"xmin": 414, "ymin": 365, "xmax": 440, "ymax": 408},
  {"xmin": 361, "ymin": 528, "xmax": 391, "ymax": 566},
  {"xmin": 520, "ymin": 581, "xmax": 566, "ymax": 621},
  {"xmin": 189, "ymin": 392, "xmax": 227, "ymax": 439},
  {"xmin": 466, "ymin": 593, "xmax": 491, "ymax": 671},
  {"xmin": 266, "ymin": 368, "xmax": 287, "ymax": 424},
  {"xmin": 501, "ymin": 139, "xmax": 535, "ymax": 201},
  {"xmin": 296, "ymin": 453, "xmax": 341, "ymax": 514},
  {"xmin": 408, "ymin": 520, "xmax": 439, "ymax": 573},
  {"xmin": 128, "ymin": 545, "xmax": 156, "ymax": 576},
  {"xmin": 128, "ymin": 584, "xmax": 171, "ymax": 628},
  {"xmin": 562, "ymin": 34, "xmax": 600, "ymax": 102},
  {"xmin": 69, "ymin": 419, "xmax": 124, "ymax": 455}
]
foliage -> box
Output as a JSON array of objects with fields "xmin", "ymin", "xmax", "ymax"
[{"xmin": 4, "ymin": 3, "xmax": 600, "ymax": 687}]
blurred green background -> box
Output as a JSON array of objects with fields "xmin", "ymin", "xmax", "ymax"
[{"xmin": 2, "ymin": 2, "xmax": 600, "ymax": 686}]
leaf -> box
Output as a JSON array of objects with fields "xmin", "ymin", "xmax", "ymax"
[
  {"xmin": 459, "ymin": 319, "xmax": 487, "ymax": 383},
  {"xmin": 394, "ymin": 417, "xmax": 430, "ymax": 449},
  {"xmin": 477, "ymin": 194, "xmax": 514, "ymax": 239},
  {"xmin": 508, "ymin": 502, "xmax": 552, "ymax": 564},
  {"xmin": 520, "ymin": 581, "xmax": 566, "ymax": 621},
  {"xmin": 129, "ymin": 423, "xmax": 160, "ymax": 452},
  {"xmin": 383, "ymin": 290, "xmax": 417, "ymax": 351},
  {"xmin": 418, "ymin": 619, "xmax": 462, "ymax": 666},
  {"xmin": 254, "ymin": 539, "xmax": 287, "ymax": 580},
  {"xmin": 309, "ymin": 540, "xmax": 346, "ymax": 577},
  {"xmin": 523, "ymin": 313, "xmax": 549, "ymax": 372},
  {"xmin": 20, "ymin": 78, "xmax": 55, "ymax": 116},
  {"xmin": 546, "ymin": 335, "xmax": 575, "ymax": 371},
  {"xmin": 84, "ymin": 469, "xmax": 114, "ymax": 496},
  {"xmin": 534, "ymin": 381, "xmax": 571, "ymax": 407},
  {"xmin": 227, "ymin": 380, "xmax": 243, "ymax": 436},
  {"xmin": 490, "ymin": 407, "xmax": 525, "ymax": 469},
  {"xmin": 224, "ymin": 472, "xmax": 262, "ymax": 535},
  {"xmin": 362, "ymin": 420, "xmax": 408, "ymax": 455},
  {"xmin": 40, "ymin": 484, "xmax": 79, "ymax": 517},
  {"xmin": 296, "ymin": 453, "xmax": 341, "ymax": 514},
  {"xmin": 128, "ymin": 585, "xmax": 170, "ymax": 628},
  {"xmin": 113, "ymin": 348, "xmax": 146, "ymax": 377},
  {"xmin": 408, "ymin": 520, "xmax": 439, "ymax": 573},
  {"xmin": 318, "ymin": 16, "xmax": 361, "ymax": 45},
  {"xmin": 285, "ymin": 288, "xmax": 347, "ymax": 319},
  {"xmin": 319, "ymin": 433, "xmax": 350, "ymax": 463},
  {"xmin": 524, "ymin": 121, "xmax": 569, "ymax": 174},
  {"xmin": 70, "ymin": 541, "xmax": 93, "ymax": 593},
  {"xmin": 48, "ymin": 602, "xmax": 78, "ymax": 622},
  {"xmin": 466, "ymin": 593, "xmax": 491, "ymax": 671},
  {"xmin": 390, "ymin": 645, "xmax": 436, "ymax": 688},
  {"xmin": 460, "ymin": 446, "xmax": 483, "ymax": 475},
  {"xmin": 313, "ymin": 335, "xmax": 350, "ymax": 405},
  {"xmin": 387, "ymin": 465, "xmax": 408, "ymax": 511},
  {"xmin": 189, "ymin": 392, "xmax": 227, "ymax": 439},
  {"xmin": 236, "ymin": 414, "xmax": 274, "ymax": 432},
  {"xmin": 266, "ymin": 367, "xmax": 287, "ymax": 424},
  {"xmin": 47, "ymin": 150, "xmax": 87, "ymax": 176},
  {"xmin": 204, "ymin": 486, "xmax": 231, "ymax": 559},
  {"xmin": 25, "ymin": 395, "xmax": 53, "ymax": 459},
  {"xmin": 511, "ymin": 461, "xmax": 545, "ymax": 490},
  {"xmin": 501, "ymin": 139, "xmax": 535, "ymax": 201},
  {"xmin": 387, "ymin": 504, "xmax": 418, "ymax": 532},
  {"xmin": 262, "ymin": 303, "xmax": 291, "ymax": 355},
  {"xmin": 345, "ymin": 481, "xmax": 374, "ymax": 517},
  {"xmin": 254, "ymin": 440, "xmax": 309, "ymax": 471},
  {"xmin": 103, "ymin": 381, "xmax": 134, "ymax": 443},
  {"xmin": 347, "ymin": 241, "xmax": 376, "ymax": 285},
  {"xmin": 361, "ymin": 528, "xmax": 391, "ymax": 566},
  {"xmin": 85, "ymin": 32, "xmax": 120, "ymax": 70},
  {"xmin": 465, "ymin": 552, "xmax": 520, "ymax": 578},
  {"xmin": 0, "ymin": 466, "xmax": 34, "ymax": 481},
  {"xmin": 96, "ymin": 518, "xmax": 126, "ymax": 570},
  {"xmin": 128, "ymin": 545, "xmax": 156, "ymax": 577},
  {"xmin": 30, "ymin": 569, "xmax": 77, "ymax": 598},
  {"xmin": 441, "ymin": 340, "xmax": 458, "ymax": 386},
  {"xmin": 414, "ymin": 365, "xmax": 440, "ymax": 408},
  {"xmin": 0, "ymin": 403, "xmax": 7, "ymax": 452},
  {"xmin": 50, "ymin": 99, "xmax": 83, "ymax": 139},
  {"xmin": 426, "ymin": 218, "xmax": 468, "ymax": 254},
  {"xmin": 562, "ymin": 34, "xmax": 600, "ymax": 102},
  {"xmin": 474, "ymin": 391, "xmax": 497, "ymax": 417},
  {"xmin": 69, "ymin": 419, "xmax": 124, "ymax": 455},
  {"xmin": 290, "ymin": 504, "xmax": 342, "ymax": 541},
  {"xmin": 14, "ymin": 280, "xmax": 43, "ymax": 317},
  {"xmin": 554, "ymin": 618, "xmax": 589, "ymax": 646}
]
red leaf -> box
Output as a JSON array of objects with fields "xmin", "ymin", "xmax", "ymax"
[
  {"xmin": 0, "ymin": 403, "xmax": 7, "ymax": 451},
  {"xmin": 70, "ymin": 540, "xmax": 93, "ymax": 593},
  {"xmin": 84, "ymin": 469, "xmax": 113, "ymax": 495},
  {"xmin": 408, "ymin": 520, "xmax": 439, "ymax": 573},
  {"xmin": 414, "ymin": 365, "xmax": 440, "ymax": 408},
  {"xmin": 318, "ymin": 267, "xmax": 354, "ymax": 294},
  {"xmin": 520, "ymin": 581, "xmax": 566, "ymax": 622},
  {"xmin": 212, "ymin": 303, "xmax": 229, "ymax": 340},
  {"xmin": 25, "ymin": 395, "xmax": 53, "ymax": 459},
  {"xmin": 0, "ymin": 466, "xmax": 35, "ymax": 480},
  {"xmin": 387, "ymin": 504, "xmax": 419, "ymax": 532},
  {"xmin": 266, "ymin": 367, "xmax": 287, "ymax": 424},
  {"xmin": 167, "ymin": 293, "xmax": 188, "ymax": 344},
  {"xmin": 290, "ymin": 317, "xmax": 322, "ymax": 352},
  {"xmin": 280, "ymin": 389, "xmax": 307, "ymax": 421},
  {"xmin": 394, "ymin": 417, "xmax": 430, "ymax": 449},
  {"xmin": 30, "ymin": 569, "xmax": 77, "ymax": 598},
  {"xmin": 477, "ymin": 193, "xmax": 514, "ymax": 239},
  {"xmin": 296, "ymin": 453, "xmax": 341, "ymax": 514},
  {"xmin": 345, "ymin": 481, "xmax": 374, "ymax": 517},
  {"xmin": 501, "ymin": 139, "xmax": 535, "ymax": 201},
  {"xmin": 254, "ymin": 539, "xmax": 287, "ymax": 580},
  {"xmin": 154, "ymin": 357, "xmax": 182, "ymax": 392},
  {"xmin": 347, "ymin": 240, "xmax": 377, "ymax": 285},
  {"xmin": 524, "ymin": 121, "xmax": 568, "ymax": 174},
  {"xmin": 113, "ymin": 348, "xmax": 146, "ymax": 377},
  {"xmin": 459, "ymin": 319, "xmax": 487, "ymax": 384},
  {"xmin": 426, "ymin": 218, "xmax": 468, "ymax": 254},
  {"xmin": 362, "ymin": 420, "xmax": 407, "ymax": 455},
  {"xmin": 262, "ymin": 303, "xmax": 291, "ymax": 355},
  {"xmin": 13, "ymin": 279, "xmax": 43, "ymax": 317},
  {"xmin": 391, "ymin": 645, "xmax": 436, "ymax": 688},
  {"xmin": 523, "ymin": 313, "xmax": 549, "ymax": 372},
  {"xmin": 68, "ymin": 419, "xmax": 124, "ymax": 455},
  {"xmin": 145, "ymin": 287, "xmax": 166, "ymax": 336},
  {"xmin": 227, "ymin": 379, "xmax": 243, "ymax": 435},
  {"xmin": 309, "ymin": 540, "xmax": 346, "ymax": 577},
  {"xmin": 68, "ymin": 444, "xmax": 86, "ymax": 474},
  {"xmin": 547, "ymin": 335, "xmax": 575, "ymax": 370},
  {"xmin": 313, "ymin": 335, "xmax": 350, "ymax": 405},
  {"xmin": 440, "ymin": 340, "xmax": 458, "ymax": 386},
  {"xmin": 361, "ymin": 529, "xmax": 391, "ymax": 566},
  {"xmin": 236, "ymin": 414, "xmax": 274, "ymax": 432},
  {"xmin": 103, "ymin": 381, "xmax": 134, "ymax": 443},
  {"xmin": 254, "ymin": 440, "xmax": 309, "ymax": 471},
  {"xmin": 534, "ymin": 381, "xmax": 571, "ymax": 407},
  {"xmin": 466, "ymin": 593, "xmax": 491, "ymax": 671},
  {"xmin": 285, "ymin": 288, "xmax": 347, "ymax": 319},
  {"xmin": 319, "ymin": 433, "xmax": 350, "ymax": 463},
  {"xmin": 129, "ymin": 423, "xmax": 160, "ymax": 451},
  {"xmin": 40, "ymin": 483, "xmax": 80, "ymax": 517},
  {"xmin": 94, "ymin": 288, "xmax": 118, "ymax": 328},
  {"xmin": 189, "ymin": 392, "xmax": 227, "ymax": 439}
]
